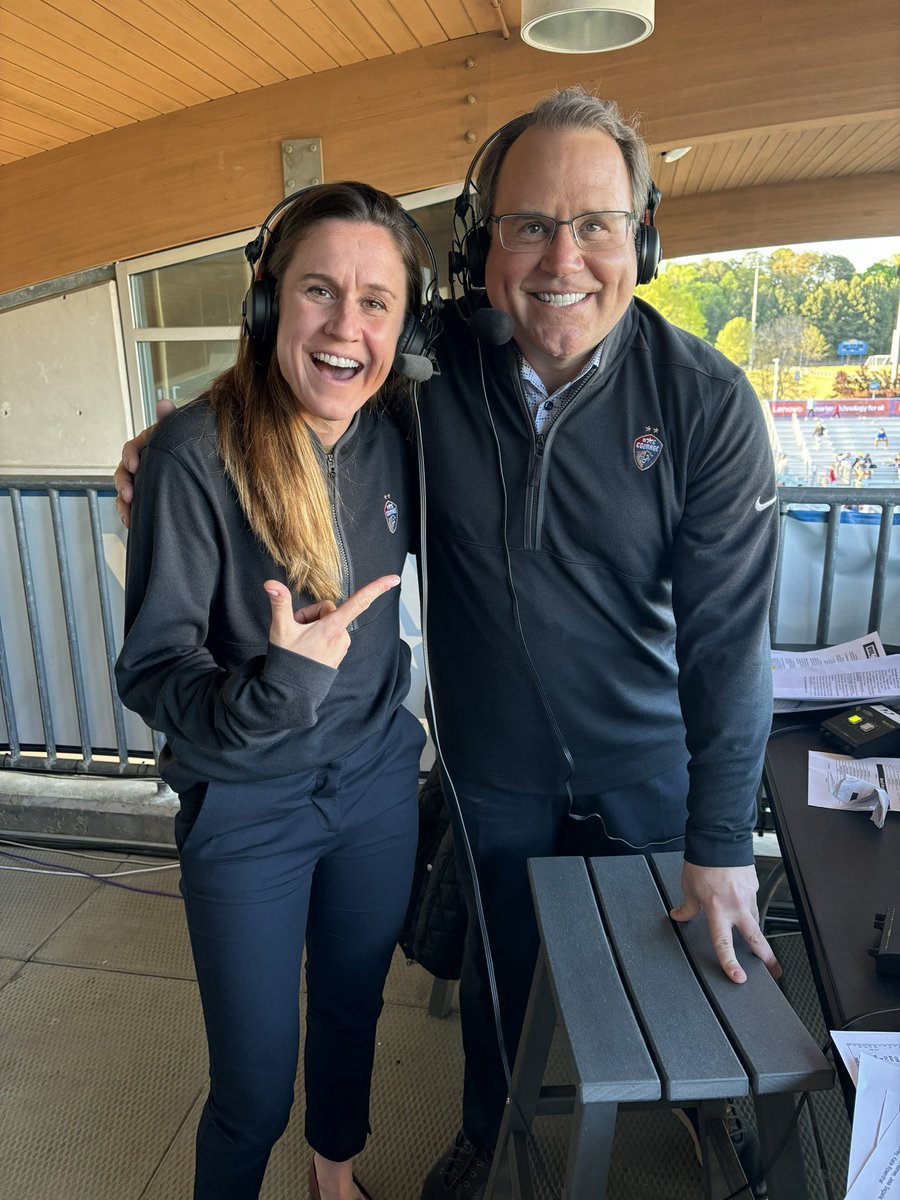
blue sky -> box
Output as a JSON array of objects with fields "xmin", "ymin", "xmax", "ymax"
[{"xmin": 669, "ymin": 235, "xmax": 899, "ymax": 273}]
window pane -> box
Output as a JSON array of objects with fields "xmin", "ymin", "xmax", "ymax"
[
  {"xmin": 136, "ymin": 340, "xmax": 237, "ymax": 422},
  {"xmin": 130, "ymin": 249, "xmax": 248, "ymax": 328}
]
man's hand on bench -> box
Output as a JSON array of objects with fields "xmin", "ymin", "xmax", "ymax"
[{"xmin": 670, "ymin": 863, "xmax": 782, "ymax": 984}]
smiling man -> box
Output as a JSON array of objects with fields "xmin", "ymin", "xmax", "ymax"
[
  {"xmin": 417, "ymin": 89, "xmax": 779, "ymax": 1200},
  {"xmin": 483, "ymin": 124, "xmax": 637, "ymax": 389}
]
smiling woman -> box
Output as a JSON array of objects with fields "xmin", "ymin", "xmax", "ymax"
[
  {"xmin": 114, "ymin": 182, "xmax": 434, "ymax": 1200},
  {"xmin": 274, "ymin": 220, "xmax": 408, "ymax": 446}
]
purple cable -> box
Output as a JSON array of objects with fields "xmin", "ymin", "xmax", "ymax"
[{"xmin": 0, "ymin": 846, "xmax": 182, "ymax": 900}]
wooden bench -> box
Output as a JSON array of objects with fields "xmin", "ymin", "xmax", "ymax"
[{"xmin": 485, "ymin": 852, "xmax": 834, "ymax": 1200}]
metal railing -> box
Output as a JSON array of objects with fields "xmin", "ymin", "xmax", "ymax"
[
  {"xmin": 0, "ymin": 476, "xmax": 162, "ymax": 776},
  {"xmin": 772, "ymin": 486, "xmax": 899, "ymax": 648},
  {"xmin": 2, "ymin": 477, "xmax": 898, "ymax": 779}
]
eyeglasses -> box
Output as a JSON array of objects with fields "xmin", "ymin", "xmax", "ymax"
[{"xmin": 490, "ymin": 211, "xmax": 635, "ymax": 253}]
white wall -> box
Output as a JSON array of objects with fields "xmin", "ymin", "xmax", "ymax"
[{"xmin": 0, "ymin": 283, "xmax": 132, "ymax": 475}]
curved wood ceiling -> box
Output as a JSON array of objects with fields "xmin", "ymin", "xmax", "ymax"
[{"xmin": 1, "ymin": 0, "xmax": 898, "ymax": 291}]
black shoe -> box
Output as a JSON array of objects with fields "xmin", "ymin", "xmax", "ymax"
[
  {"xmin": 421, "ymin": 1131, "xmax": 494, "ymax": 1200},
  {"xmin": 727, "ymin": 1106, "xmax": 768, "ymax": 1200}
]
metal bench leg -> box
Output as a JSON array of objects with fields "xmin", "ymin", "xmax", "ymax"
[
  {"xmin": 697, "ymin": 1104, "xmax": 747, "ymax": 1200},
  {"xmin": 565, "ymin": 1099, "xmax": 617, "ymax": 1200},
  {"xmin": 755, "ymin": 1092, "xmax": 811, "ymax": 1200},
  {"xmin": 427, "ymin": 976, "xmax": 455, "ymax": 1018},
  {"xmin": 485, "ymin": 950, "xmax": 557, "ymax": 1200},
  {"xmin": 757, "ymin": 859, "xmax": 786, "ymax": 930}
]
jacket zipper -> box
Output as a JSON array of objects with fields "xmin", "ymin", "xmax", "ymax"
[
  {"xmin": 516, "ymin": 363, "xmax": 599, "ymax": 550},
  {"xmin": 325, "ymin": 450, "xmax": 354, "ymax": 627}
]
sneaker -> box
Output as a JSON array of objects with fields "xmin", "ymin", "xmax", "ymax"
[
  {"xmin": 421, "ymin": 1131, "xmax": 494, "ymax": 1200},
  {"xmin": 674, "ymin": 1105, "xmax": 768, "ymax": 1199},
  {"xmin": 726, "ymin": 1106, "xmax": 768, "ymax": 1200}
]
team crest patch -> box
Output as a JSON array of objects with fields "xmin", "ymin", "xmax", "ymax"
[
  {"xmin": 633, "ymin": 428, "xmax": 663, "ymax": 471},
  {"xmin": 383, "ymin": 496, "xmax": 399, "ymax": 534}
]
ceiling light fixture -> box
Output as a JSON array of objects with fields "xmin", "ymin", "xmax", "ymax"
[
  {"xmin": 521, "ymin": 0, "xmax": 655, "ymax": 54},
  {"xmin": 660, "ymin": 146, "xmax": 693, "ymax": 163}
]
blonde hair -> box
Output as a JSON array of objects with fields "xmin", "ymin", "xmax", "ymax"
[{"xmin": 209, "ymin": 183, "xmax": 423, "ymax": 602}]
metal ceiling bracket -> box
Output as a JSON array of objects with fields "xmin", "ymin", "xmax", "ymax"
[{"xmin": 281, "ymin": 139, "xmax": 324, "ymax": 197}]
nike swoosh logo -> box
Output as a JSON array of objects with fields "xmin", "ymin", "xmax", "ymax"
[{"xmin": 755, "ymin": 495, "xmax": 777, "ymax": 511}]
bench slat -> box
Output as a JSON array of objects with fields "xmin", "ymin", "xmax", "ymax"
[
  {"xmin": 589, "ymin": 855, "xmax": 748, "ymax": 1101},
  {"xmin": 528, "ymin": 857, "xmax": 661, "ymax": 1102},
  {"xmin": 650, "ymin": 852, "xmax": 833, "ymax": 1095}
]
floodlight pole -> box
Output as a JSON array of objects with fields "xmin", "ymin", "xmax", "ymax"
[
  {"xmin": 890, "ymin": 267, "xmax": 900, "ymax": 385},
  {"xmin": 748, "ymin": 254, "xmax": 761, "ymax": 371}
]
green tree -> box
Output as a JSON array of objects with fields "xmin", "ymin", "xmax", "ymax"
[
  {"xmin": 852, "ymin": 268, "xmax": 900, "ymax": 352},
  {"xmin": 642, "ymin": 251, "xmax": 897, "ymax": 360},
  {"xmin": 802, "ymin": 270, "xmax": 900, "ymax": 354},
  {"xmin": 769, "ymin": 249, "xmax": 813, "ymax": 315},
  {"xmin": 799, "ymin": 324, "xmax": 829, "ymax": 364},
  {"xmin": 755, "ymin": 315, "xmax": 826, "ymax": 367},
  {"xmin": 636, "ymin": 269, "xmax": 708, "ymax": 338},
  {"xmin": 814, "ymin": 253, "xmax": 856, "ymax": 284},
  {"xmin": 715, "ymin": 316, "xmax": 752, "ymax": 366},
  {"xmin": 800, "ymin": 280, "xmax": 852, "ymax": 355},
  {"xmin": 861, "ymin": 253, "xmax": 900, "ymax": 286}
]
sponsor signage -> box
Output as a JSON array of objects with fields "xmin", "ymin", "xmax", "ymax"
[
  {"xmin": 835, "ymin": 400, "xmax": 891, "ymax": 416},
  {"xmin": 769, "ymin": 400, "xmax": 894, "ymax": 418}
]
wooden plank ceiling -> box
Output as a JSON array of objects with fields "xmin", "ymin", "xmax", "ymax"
[
  {"xmin": 1, "ymin": 0, "xmax": 898, "ymax": 290},
  {"xmin": 0, "ymin": 0, "xmax": 499, "ymax": 164},
  {"xmin": 4, "ymin": 0, "xmax": 898, "ymax": 188}
]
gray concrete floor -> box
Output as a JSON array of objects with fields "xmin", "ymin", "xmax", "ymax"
[{"xmin": 0, "ymin": 840, "xmax": 847, "ymax": 1200}]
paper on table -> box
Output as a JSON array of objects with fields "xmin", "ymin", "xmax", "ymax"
[
  {"xmin": 847, "ymin": 1054, "xmax": 900, "ymax": 1190},
  {"xmin": 773, "ymin": 655, "xmax": 900, "ymax": 702},
  {"xmin": 808, "ymin": 753, "xmax": 900, "ymax": 815},
  {"xmin": 844, "ymin": 1109, "xmax": 900, "ymax": 1199},
  {"xmin": 831, "ymin": 1032, "xmax": 900, "ymax": 1086},
  {"xmin": 772, "ymin": 633, "xmax": 886, "ymax": 672},
  {"xmin": 772, "ymin": 634, "xmax": 888, "ymax": 713}
]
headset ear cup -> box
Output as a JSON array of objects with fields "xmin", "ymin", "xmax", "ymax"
[
  {"xmin": 635, "ymin": 224, "xmax": 661, "ymax": 286},
  {"xmin": 243, "ymin": 278, "xmax": 277, "ymax": 346},
  {"xmin": 462, "ymin": 226, "xmax": 491, "ymax": 291},
  {"xmin": 396, "ymin": 311, "xmax": 428, "ymax": 358}
]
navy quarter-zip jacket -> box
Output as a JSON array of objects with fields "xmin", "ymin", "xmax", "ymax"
[
  {"xmin": 116, "ymin": 397, "xmax": 415, "ymax": 796},
  {"xmin": 417, "ymin": 299, "xmax": 778, "ymax": 867}
]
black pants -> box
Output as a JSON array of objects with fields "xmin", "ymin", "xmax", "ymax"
[
  {"xmin": 447, "ymin": 761, "xmax": 689, "ymax": 1150},
  {"xmin": 176, "ymin": 707, "xmax": 424, "ymax": 1199}
]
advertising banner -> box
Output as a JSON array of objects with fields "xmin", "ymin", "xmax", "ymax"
[
  {"xmin": 770, "ymin": 402, "xmax": 806, "ymax": 416},
  {"xmin": 769, "ymin": 399, "xmax": 895, "ymax": 418}
]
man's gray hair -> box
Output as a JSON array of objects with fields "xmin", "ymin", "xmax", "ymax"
[{"xmin": 474, "ymin": 87, "xmax": 652, "ymax": 223}]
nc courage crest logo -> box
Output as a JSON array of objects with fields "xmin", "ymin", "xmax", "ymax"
[
  {"xmin": 383, "ymin": 496, "xmax": 399, "ymax": 534},
  {"xmin": 633, "ymin": 427, "xmax": 663, "ymax": 471}
]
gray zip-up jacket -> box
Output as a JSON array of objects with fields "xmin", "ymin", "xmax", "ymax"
[
  {"xmin": 116, "ymin": 397, "xmax": 415, "ymax": 795},
  {"xmin": 417, "ymin": 300, "xmax": 778, "ymax": 867}
]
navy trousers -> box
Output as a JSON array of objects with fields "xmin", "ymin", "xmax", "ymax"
[
  {"xmin": 448, "ymin": 761, "xmax": 690, "ymax": 1150},
  {"xmin": 175, "ymin": 706, "xmax": 424, "ymax": 1199}
]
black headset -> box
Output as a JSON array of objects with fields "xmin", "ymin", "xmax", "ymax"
[
  {"xmin": 242, "ymin": 182, "xmax": 441, "ymax": 377},
  {"xmin": 449, "ymin": 118, "xmax": 662, "ymax": 312}
]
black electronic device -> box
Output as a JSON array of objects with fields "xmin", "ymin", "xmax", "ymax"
[
  {"xmin": 820, "ymin": 703, "xmax": 900, "ymax": 758},
  {"xmin": 870, "ymin": 906, "xmax": 900, "ymax": 977}
]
